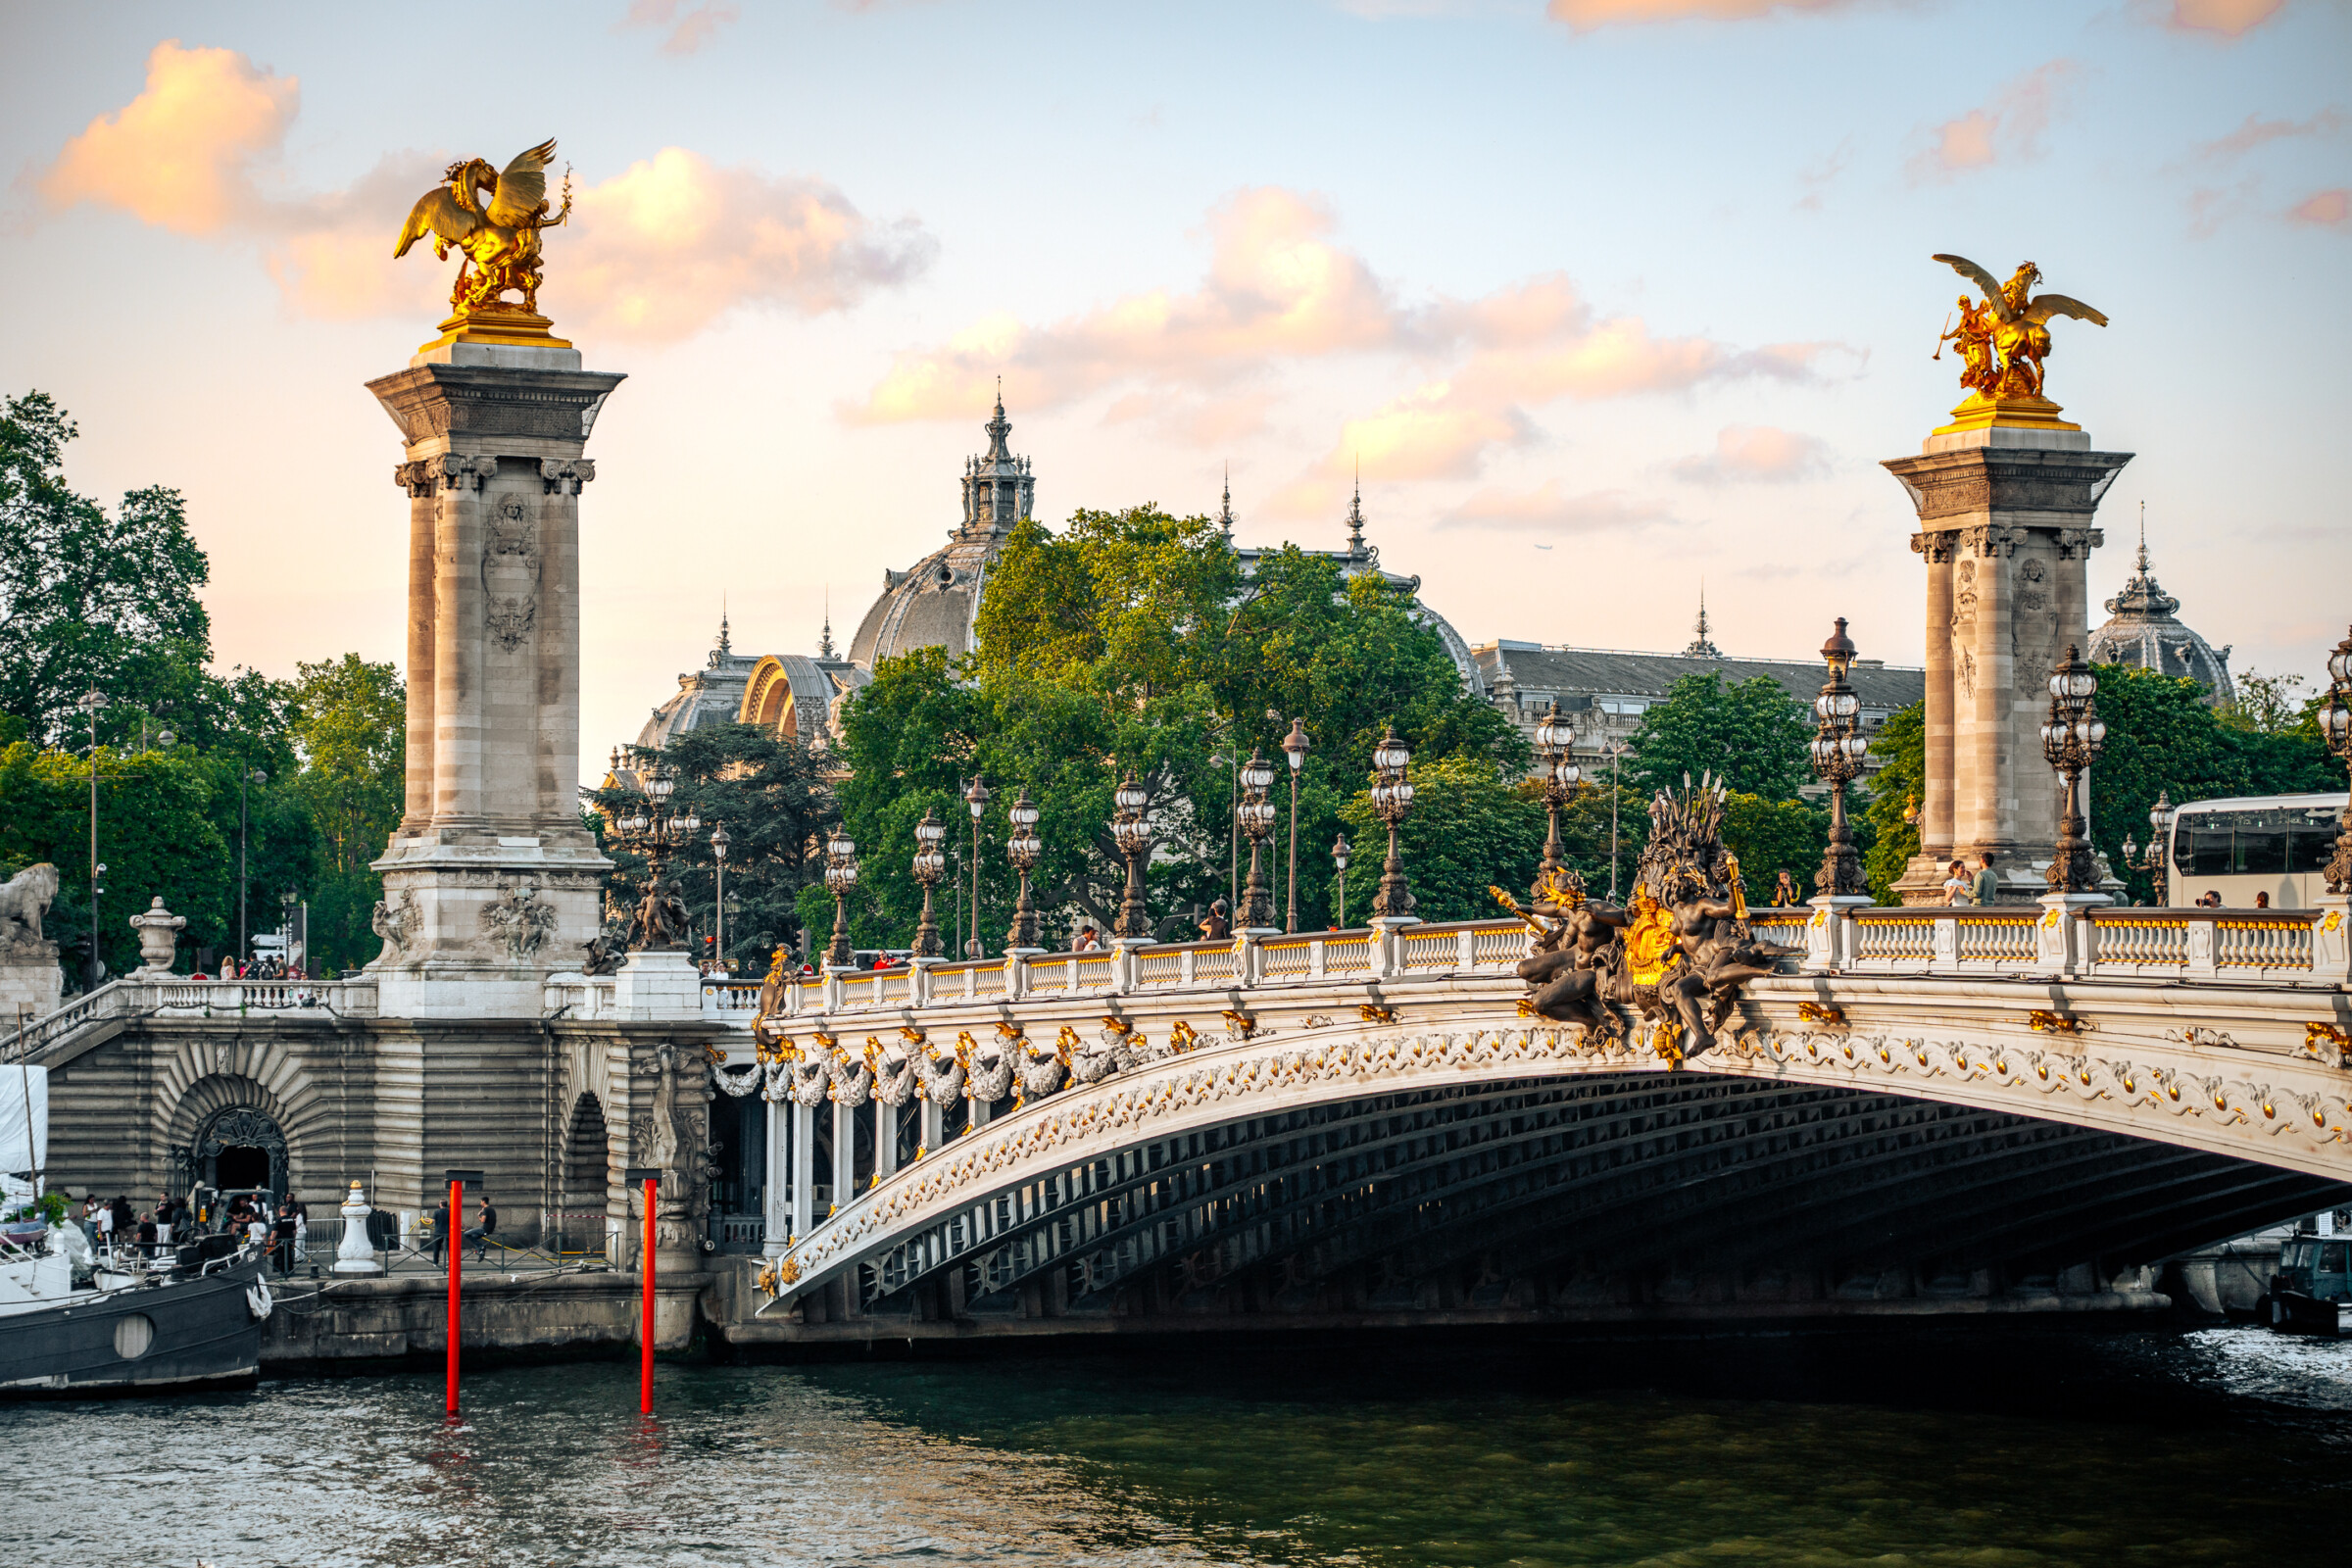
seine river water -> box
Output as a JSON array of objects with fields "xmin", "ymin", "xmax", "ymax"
[{"xmin": 4, "ymin": 1324, "xmax": 2349, "ymax": 1567}]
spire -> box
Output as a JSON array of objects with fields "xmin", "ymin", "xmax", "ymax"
[
  {"xmin": 1217, "ymin": 464, "xmax": 1234, "ymax": 535},
  {"xmin": 717, "ymin": 596, "xmax": 731, "ymax": 655},
  {"xmin": 817, "ymin": 587, "xmax": 836, "ymax": 661},
  {"xmin": 984, "ymin": 375, "xmax": 1012, "ymax": 462},
  {"xmin": 1345, "ymin": 461, "xmax": 1366, "ymax": 557},
  {"xmin": 2106, "ymin": 504, "xmax": 2180, "ymax": 619},
  {"xmin": 1683, "ymin": 584, "xmax": 1721, "ymax": 659},
  {"xmin": 2136, "ymin": 498, "xmax": 2151, "ymax": 575}
]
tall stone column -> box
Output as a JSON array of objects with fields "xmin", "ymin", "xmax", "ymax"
[
  {"xmin": 1886, "ymin": 420, "xmax": 2129, "ymax": 904},
  {"xmin": 365, "ymin": 336, "xmax": 623, "ymax": 1015}
]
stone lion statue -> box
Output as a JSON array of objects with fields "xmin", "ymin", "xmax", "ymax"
[{"xmin": 0, "ymin": 862, "xmax": 60, "ymax": 951}]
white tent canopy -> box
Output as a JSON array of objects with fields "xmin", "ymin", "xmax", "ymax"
[{"xmin": 1, "ymin": 1064, "xmax": 48, "ymax": 1177}]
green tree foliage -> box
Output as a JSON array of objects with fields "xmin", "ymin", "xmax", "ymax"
[
  {"xmin": 1720, "ymin": 793, "xmax": 1835, "ymax": 906},
  {"xmin": 287, "ymin": 656, "xmax": 405, "ymax": 973},
  {"xmin": 0, "ymin": 393, "xmax": 214, "ymax": 748},
  {"xmin": 1626, "ymin": 672, "xmax": 1811, "ymax": 802},
  {"xmin": 824, "ymin": 508, "xmax": 1527, "ymax": 954},
  {"xmin": 1338, "ymin": 757, "xmax": 1545, "ymax": 924},
  {"xmin": 1863, "ymin": 703, "xmax": 1926, "ymax": 904},
  {"xmin": 597, "ymin": 723, "xmax": 835, "ymax": 971}
]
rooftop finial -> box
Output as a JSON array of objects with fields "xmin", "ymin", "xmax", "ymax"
[
  {"xmin": 717, "ymin": 594, "xmax": 730, "ymax": 656},
  {"xmin": 1218, "ymin": 463, "xmax": 1234, "ymax": 535},
  {"xmin": 1683, "ymin": 583, "xmax": 1721, "ymax": 659},
  {"xmin": 984, "ymin": 376, "xmax": 1012, "ymax": 461},
  {"xmin": 818, "ymin": 587, "xmax": 836, "ymax": 661},
  {"xmin": 2136, "ymin": 499, "xmax": 2150, "ymax": 574},
  {"xmin": 1345, "ymin": 459, "xmax": 1366, "ymax": 556}
]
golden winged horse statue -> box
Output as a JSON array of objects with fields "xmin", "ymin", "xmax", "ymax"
[
  {"xmin": 395, "ymin": 139, "xmax": 570, "ymax": 316},
  {"xmin": 1931, "ymin": 254, "xmax": 2106, "ymax": 404}
]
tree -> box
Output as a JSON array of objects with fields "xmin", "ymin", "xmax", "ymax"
[
  {"xmin": 1720, "ymin": 792, "xmax": 1837, "ymax": 906},
  {"xmin": 286, "ymin": 656, "xmax": 405, "ymax": 973},
  {"xmin": 0, "ymin": 393, "xmax": 214, "ymax": 748},
  {"xmin": 1863, "ymin": 703, "xmax": 1925, "ymax": 904},
  {"xmin": 1337, "ymin": 756, "xmax": 1546, "ymax": 924},
  {"xmin": 1626, "ymin": 672, "xmax": 1810, "ymax": 802},
  {"xmin": 2217, "ymin": 667, "xmax": 2310, "ymax": 735}
]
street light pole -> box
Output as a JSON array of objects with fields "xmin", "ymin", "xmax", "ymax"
[
  {"xmin": 1332, "ymin": 835, "xmax": 1351, "ymax": 929},
  {"xmin": 822, "ymin": 827, "xmax": 859, "ymax": 967},
  {"xmin": 1236, "ymin": 750, "xmax": 1276, "ymax": 931},
  {"xmin": 2120, "ymin": 791, "xmax": 2175, "ymax": 907},
  {"xmin": 1004, "ymin": 789, "xmax": 1043, "ymax": 952},
  {"xmin": 1606, "ymin": 742, "xmax": 1627, "ymax": 901},
  {"xmin": 76, "ymin": 690, "xmax": 108, "ymax": 988},
  {"xmin": 239, "ymin": 764, "xmax": 268, "ymax": 969},
  {"xmin": 1111, "ymin": 773, "xmax": 1152, "ymax": 941},
  {"xmin": 710, "ymin": 823, "xmax": 732, "ymax": 972},
  {"xmin": 2315, "ymin": 628, "xmax": 2352, "ymax": 894},
  {"xmin": 1369, "ymin": 725, "xmax": 1417, "ymax": 922},
  {"xmin": 962, "ymin": 777, "xmax": 991, "ymax": 958},
  {"xmin": 2040, "ymin": 645, "xmax": 2108, "ymax": 895},
  {"xmin": 1281, "ymin": 720, "xmax": 1309, "ymax": 932},
  {"xmin": 911, "ymin": 808, "xmax": 947, "ymax": 958},
  {"xmin": 1808, "ymin": 618, "xmax": 1871, "ymax": 898}
]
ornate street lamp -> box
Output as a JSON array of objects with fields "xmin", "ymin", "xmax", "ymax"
[
  {"xmin": 1004, "ymin": 788, "xmax": 1043, "ymax": 952},
  {"xmin": 1110, "ymin": 772, "xmax": 1152, "ymax": 941},
  {"xmin": 910, "ymin": 808, "xmax": 948, "ymax": 957},
  {"xmin": 1369, "ymin": 724, "xmax": 1417, "ymax": 922},
  {"xmin": 613, "ymin": 760, "xmax": 701, "ymax": 950},
  {"xmin": 709, "ymin": 822, "xmax": 732, "ymax": 972},
  {"xmin": 1281, "ymin": 720, "xmax": 1310, "ymax": 932},
  {"xmin": 2319, "ymin": 627, "xmax": 2352, "ymax": 894},
  {"xmin": 1235, "ymin": 749, "xmax": 1278, "ymax": 931},
  {"xmin": 822, "ymin": 825, "xmax": 859, "ymax": 967},
  {"xmin": 1332, "ymin": 834, "xmax": 1352, "ymax": 929},
  {"xmin": 2120, "ymin": 790, "xmax": 2174, "ymax": 906},
  {"xmin": 962, "ymin": 776, "xmax": 991, "ymax": 958},
  {"xmin": 2040, "ymin": 645, "xmax": 2107, "ymax": 895},
  {"xmin": 1808, "ymin": 617, "xmax": 1872, "ymax": 898}
]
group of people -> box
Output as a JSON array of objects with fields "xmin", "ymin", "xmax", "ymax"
[
  {"xmin": 1938, "ymin": 852, "xmax": 2004, "ymax": 906},
  {"xmin": 425, "ymin": 1192, "xmax": 499, "ymax": 1265},
  {"xmin": 76, "ymin": 1189, "xmax": 312, "ymax": 1275}
]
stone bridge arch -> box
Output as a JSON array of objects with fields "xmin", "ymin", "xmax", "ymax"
[{"xmin": 163, "ymin": 1072, "xmax": 313, "ymax": 1200}]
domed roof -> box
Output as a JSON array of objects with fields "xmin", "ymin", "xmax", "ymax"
[
  {"xmin": 636, "ymin": 613, "xmax": 761, "ymax": 749},
  {"xmin": 2087, "ymin": 519, "xmax": 2232, "ymax": 704}
]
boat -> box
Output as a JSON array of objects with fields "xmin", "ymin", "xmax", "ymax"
[
  {"xmin": 2260, "ymin": 1229, "xmax": 2352, "ymax": 1338},
  {"xmin": 0, "ymin": 1228, "xmax": 274, "ymax": 1396}
]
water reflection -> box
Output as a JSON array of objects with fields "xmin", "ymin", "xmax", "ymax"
[{"xmin": 0, "ymin": 1325, "xmax": 2344, "ymax": 1567}]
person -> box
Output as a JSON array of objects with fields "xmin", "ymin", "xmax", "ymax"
[
  {"xmin": 1769, "ymin": 869, "xmax": 1802, "ymax": 908},
  {"xmin": 93, "ymin": 1199, "xmax": 114, "ymax": 1252},
  {"xmin": 467, "ymin": 1195, "xmax": 497, "ymax": 1263},
  {"xmin": 428, "ymin": 1197, "xmax": 451, "ymax": 1267},
  {"xmin": 134, "ymin": 1210, "xmax": 158, "ymax": 1256},
  {"xmin": 1199, "ymin": 900, "xmax": 1231, "ymax": 942},
  {"xmin": 77, "ymin": 1198, "xmax": 100, "ymax": 1250},
  {"xmin": 109, "ymin": 1195, "xmax": 133, "ymax": 1236},
  {"xmin": 271, "ymin": 1201, "xmax": 296, "ymax": 1276},
  {"xmin": 1073, "ymin": 923, "xmax": 1100, "ymax": 952},
  {"xmin": 2200, "ymin": 890, "xmax": 2222, "ymax": 908},
  {"xmin": 1969, "ymin": 852, "xmax": 2000, "ymax": 907},
  {"xmin": 2254, "ymin": 891, "xmax": 2271, "ymax": 908},
  {"xmin": 245, "ymin": 1212, "xmax": 270, "ymax": 1252},
  {"xmin": 293, "ymin": 1204, "xmax": 309, "ymax": 1266},
  {"xmin": 1941, "ymin": 859, "xmax": 1972, "ymax": 906}
]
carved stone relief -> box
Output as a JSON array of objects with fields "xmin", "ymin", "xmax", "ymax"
[{"xmin": 482, "ymin": 489, "xmax": 542, "ymax": 653}]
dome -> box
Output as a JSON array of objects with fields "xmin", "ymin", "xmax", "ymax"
[
  {"xmin": 2086, "ymin": 522, "xmax": 2232, "ymax": 705},
  {"xmin": 635, "ymin": 613, "xmax": 761, "ymax": 750}
]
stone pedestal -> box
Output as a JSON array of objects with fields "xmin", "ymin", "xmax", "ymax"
[
  {"xmin": 331, "ymin": 1182, "xmax": 383, "ymax": 1275},
  {"xmin": 127, "ymin": 898, "xmax": 186, "ymax": 978},
  {"xmin": 1886, "ymin": 422, "xmax": 2131, "ymax": 905},
  {"xmin": 0, "ymin": 942, "xmax": 62, "ymax": 1025},
  {"xmin": 614, "ymin": 950, "xmax": 702, "ymax": 1021},
  {"xmin": 365, "ymin": 342, "xmax": 623, "ymax": 1016}
]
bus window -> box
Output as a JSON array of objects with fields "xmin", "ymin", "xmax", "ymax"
[
  {"xmin": 2232, "ymin": 821, "xmax": 2289, "ymax": 875},
  {"xmin": 2289, "ymin": 823, "xmax": 2338, "ymax": 874},
  {"xmin": 2176, "ymin": 822, "xmax": 2232, "ymax": 877}
]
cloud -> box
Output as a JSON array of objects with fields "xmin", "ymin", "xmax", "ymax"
[
  {"xmin": 619, "ymin": 0, "xmax": 741, "ymax": 55},
  {"xmin": 2188, "ymin": 109, "xmax": 2342, "ymax": 164},
  {"xmin": 1670, "ymin": 424, "xmax": 1832, "ymax": 484},
  {"xmin": 2159, "ymin": 0, "xmax": 2286, "ymax": 37},
  {"xmin": 1909, "ymin": 62, "xmax": 2081, "ymax": 183},
  {"xmin": 2288, "ymin": 188, "xmax": 2350, "ymax": 226},
  {"xmin": 39, "ymin": 40, "xmax": 298, "ymax": 234},
  {"xmin": 38, "ymin": 44, "xmax": 931, "ymax": 343},
  {"xmin": 1545, "ymin": 0, "xmax": 1862, "ymax": 28},
  {"xmin": 1437, "ymin": 480, "xmax": 1677, "ymax": 534}
]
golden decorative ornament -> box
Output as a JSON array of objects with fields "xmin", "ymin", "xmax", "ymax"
[
  {"xmin": 1929, "ymin": 254, "xmax": 2107, "ymax": 434},
  {"xmin": 1358, "ymin": 1004, "xmax": 1400, "ymax": 1025},
  {"xmin": 394, "ymin": 138, "xmax": 575, "ymax": 353},
  {"xmin": 1795, "ymin": 1002, "xmax": 1848, "ymax": 1028},
  {"xmin": 1623, "ymin": 888, "xmax": 1679, "ymax": 987}
]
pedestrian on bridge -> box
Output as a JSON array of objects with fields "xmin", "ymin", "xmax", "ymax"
[{"xmin": 1970, "ymin": 852, "xmax": 2000, "ymax": 906}]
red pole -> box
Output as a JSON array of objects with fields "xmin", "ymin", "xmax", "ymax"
[
  {"xmin": 640, "ymin": 1175, "xmax": 658, "ymax": 1413},
  {"xmin": 445, "ymin": 1175, "xmax": 463, "ymax": 1415}
]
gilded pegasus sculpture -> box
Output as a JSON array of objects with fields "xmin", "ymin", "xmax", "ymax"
[
  {"xmin": 1932, "ymin": 254, "xmax": 2106, "ymax": 404},
  {"xmin": 394, "ymin": 139, "xmax": 570, "ymax": 316}
]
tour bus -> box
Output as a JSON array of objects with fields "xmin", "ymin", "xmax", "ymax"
[{"xmin": 2165, "ymin": 792, "xmax": 2347, "ymax": 909}]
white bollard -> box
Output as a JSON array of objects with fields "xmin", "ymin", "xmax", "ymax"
[{"xmin": 331, "ymin": 1181, "xmax": 383, "ymax": 1275}]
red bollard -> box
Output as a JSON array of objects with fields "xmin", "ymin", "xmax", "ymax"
[
  {"xmin": 443, "ymin": 1166, "xmax": 482, "ymax": 1416},
  {"xmin": 624, "ymin": 1166, "xmax": 661, "ymax": 1413}
]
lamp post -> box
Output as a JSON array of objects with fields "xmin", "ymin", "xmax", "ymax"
[
  {"xmin": 1534, "ymin": 707, "xmax": 1572, "ymax": 886},
  {"xmin": 2318, "ymin": 627, "xmax": 2352, "ymax": 895},
  {"xmin": 709, "ymin": 822, "xmax": 732, "ymax": 973},
  {"xmin": 1605, "ymin": 741, "xmax": 1628, "ymax": 900},
  {"xmin": 279, "ymin": 889, "xmax": 297, "ymax": 974},
  {"xmin": 2040, "ymin": 645, "xmax": 2108, "ymax": 895},
  {"xmin": 1236, "ymin": 750, "xmax": 1277, "ymax": 932},
  {"xmin": 1808, "ymin": 617, "xmax": 1872, "ymax": 898},
  {"xmin": 238, "ymin": 763, "xmax": 268, "ymax": 968},
  {"xmin": 1004, "ymin": 788, "xmax": 1042, "ymax": 953},
  {"xmin": 75, "ymin": 690, "xmax": 108, "ymax": 988},
  {"xmin": 962, "ymin": 776, "xmax": 991, "ymax": 958},
  {"xmin": 1111, "ymin": 772, "xmax": 1152, "ymax": 941},
  {"xmin": 1332, "ymin": 834, "xmax": 1351, "ymax": 929},
  {"xmin": 910, "ymin": 808, "xmax": 947, "ymax": 958},
  {"xmin": 1281, "ymin": 720, "xmax": 1310, "ymax": 932},
  {"xmin": 1369, "ymin": 724, "xmax": 1417, "ymax": 922},
  {"xmin": 822, "ymin": 826, "xmax": 859, "ymax": 968},
  {"xmin": 2119, "ymin": 790, "xmax": 2175, "ymax": 906},
  {"xmin": 613, "ymin": 760, "xmax": 701, "ymax": 949}
]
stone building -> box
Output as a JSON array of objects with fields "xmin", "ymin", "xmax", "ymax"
[{"xmin": 2086, "ymin": 520, "xmax": 2233, "ymax": 705}]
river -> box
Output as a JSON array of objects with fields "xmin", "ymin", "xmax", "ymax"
[{"xmin": 4, "ymin": 1324, "xmax": 2348, "ymax": 1566}]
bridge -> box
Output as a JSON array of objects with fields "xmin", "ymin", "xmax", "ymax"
[{"xmin": 670, "ymin": 901, "xmax": 2352, "ymax": 1345}]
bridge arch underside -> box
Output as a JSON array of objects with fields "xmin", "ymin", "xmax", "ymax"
[{"xmin": 809, "ymin": 1075, "xmax": 2352, "ymax": 1333}]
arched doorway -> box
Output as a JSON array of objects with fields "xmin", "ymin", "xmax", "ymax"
[
  {"xmin": 556, "ymin": 1094, "xmax": 609, "ymax": 1257},
  {"xmin": 194, "ymin": 1106, "xmax": 289, "ymax": 1198}
]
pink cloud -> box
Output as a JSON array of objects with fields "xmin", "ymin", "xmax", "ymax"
[
  {"xmin": 2161, "ymin": 0, "xmax": 2287, "ymax": 37},
  {"xmin": 619, "ymin": 0, "xmax": 742, "ymax": 55},
  {"xmin": 1437, "ymin": 481, "xmax": 1677, "ymax": 534},
  {"xmin": 1546, "ymin": 0, "xmax": 1862, "ymax": 28},
  {"xmin": 2189, "ymin": 109, "xmax": 2342, "ymax": 164},
  {"xmin": 1909, "ymin": 62, "xmax": 2081, "ymax": 183},
  {"xmin": 40, "ymin": 40, "xmax": 298, "ymax": 234},
  {"xmin": 38, "ymin": 46, "xmax": 930, "ymax": 344},
  {"xmin": 2288, "ymin": 188, "xmax": 2350, "ymax": 226},
  {"xmin": 1670, "ymin": 424, "xmax": 1832, "ymax": 484}
]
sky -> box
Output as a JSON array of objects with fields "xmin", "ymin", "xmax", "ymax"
[{"xmin": 1, "ymin": 0, "xmax": 2345, "ymax": 782}]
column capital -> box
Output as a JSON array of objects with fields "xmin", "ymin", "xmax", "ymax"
[{"xmin": 540, "ymin": 458, "xmax": 597, "ymax": 495}]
